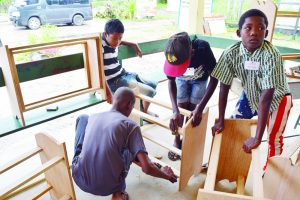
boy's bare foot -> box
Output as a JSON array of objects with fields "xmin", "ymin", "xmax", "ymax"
[{"xmin": 112, "ymin": 191, "xmax": 129, "ymax": 200}]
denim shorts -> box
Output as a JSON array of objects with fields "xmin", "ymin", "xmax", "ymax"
[
  {"xmin": 176, "ymin": 77, "xmax": 208, "ymax": 104},
  {"xmin": 108, "ymin": 72, "xmax": 157, "ymax": 97}
]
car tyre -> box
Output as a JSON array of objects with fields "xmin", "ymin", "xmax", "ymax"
[
  {"xmin": 28, "ymin": 17, "xmax": 41, "ymax": 30},
  {"xmin": 73, "ymin": 14, "xmax": 84, "ymax": 26}
]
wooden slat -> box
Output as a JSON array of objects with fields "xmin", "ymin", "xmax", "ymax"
[
  {"xmin": 142, "ymin": 132, "xmax": 182, "ymax": 156},
  {"xmin": 197, "ymin": 189, "xmax": 254, "ymax": 200},
  {"xmin": 24, "ymin": 87, "xmax": 101, "ymax": 111},
  {"xmin": 9, "ymin": 35, "xmax": 99, "ymax": 51},
  {"xmin": 132, "ymin": 109, "xmax": 184, "ymax": 135},
  {"xmin": 0, "ymin": 147, "xmax": 42, "ymax": 174},
  {"xmin": 204, "ymin": 133, "xmax": 222, "ymax": 191},
  {"xmin": 0, "ymin": 156, "xmax": 63, "ymax": 199},
  {"xmin": 136, "ymin": 94, "xmax": 191, "ymax": 116},
  {"xmin": 236, "ymin": 175, "xmax": 245, "ymax": 195},
  {"xmin": 12, "ymin": 41, "xmax": 86, "ymax": 54},
  {"xmin": 277, "ymin": 11, "xmax": 300, "ymax": 18},
  {"xmin": 282, "ymin": 53, "xmax": 300, "ymax": 60},
  {"xmin": 250, "ymin": 125, "xmax": 264, "ymax": 199},
  {"xmin": 31, "ymin": 184, "xmax": 53, "ymax": 200},
  {"xmin": 5, "ymin": 176, "xmax": 45, "ymax": 199}
]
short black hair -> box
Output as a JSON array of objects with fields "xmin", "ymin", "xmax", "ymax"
[
  {"xmin": 104, "ymin": 19, "xmax": 124, "ymax": 34},
  {"xmin": 238, "ymin": 9, "xmax": 268, "ymax": 30}
]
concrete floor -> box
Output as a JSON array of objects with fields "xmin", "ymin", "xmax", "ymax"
[
  {"xmin": 1, "ymin": 78, "xmax": 299, "ymax": 199},
  {"xmin": 0, "ymin": 52, "xmax": 300, "ymax": 199}
]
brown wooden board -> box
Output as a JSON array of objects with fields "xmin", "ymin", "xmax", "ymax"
[
  {"xmin": 216, "ymin": 119, "xmax": 256, "ymax": 182},
  {"xmin": 179, "ymin": 108, "xmax": 209, "ymax": 190},
  {"xmin": 263, "ymin": 152, "xmax": 300, "ymax": 200},
  {"xmin": 35, "ymin": 133, "xmax": 76, "ymax": 200}
]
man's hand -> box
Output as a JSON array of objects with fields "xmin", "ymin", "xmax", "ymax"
[
  {"xmin": 169, "ymin": 112, "xmax": 182, "ymax": 133},
  {"xmin": 161, "ymin": 166, "xmax": 177, "ymax": 183},
  {"xmin": 243, "ymin": 137, "xmax": 261, "ymax": 153},
  {"xmin": 134, "ymin": 44, "xmax": 142, "ymax": 57},
  {"xmin": 211, "ymin": 119, "xmax": 224, "ymax": 136},
  {"xmin": 190, "ymin": 107, "xmax": 202, "ymax": 127}
]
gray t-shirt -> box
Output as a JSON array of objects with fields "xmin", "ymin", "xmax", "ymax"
[{"xmin": 72, "ymin": 111, "xmax": 147, "ymax": 196}]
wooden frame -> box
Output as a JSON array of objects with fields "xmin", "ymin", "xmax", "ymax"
[
  {"xmin": 197, "ymin": 119, "xmax": 270, "ymax": 200},
  {"xmin": 130, "ymin": 93, "xmax": 209, "ymax": 191},
  {"xmin": 0, "ymin": 34, "xmax": 106, "ymax": 126},
  {"xmin": 0, "ymin": 133, "xmax": 76, "ymax": 200}
]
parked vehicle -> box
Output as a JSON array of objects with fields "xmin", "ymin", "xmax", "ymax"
[{"xmin": 8, "ymin": 0, "xmax": 93, "ymax": 29}]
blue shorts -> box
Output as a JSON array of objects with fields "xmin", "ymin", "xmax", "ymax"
[
  {"xmin": 231, "ymin": 90, "xmax": 257, "ymax": 119},
  {"xmin": 176, "ymin": 77, "xmax": 208, "ymax": 105},
  {"xmin": 108, "ymin": 72, "xmax": 157, "ymax": 97}
]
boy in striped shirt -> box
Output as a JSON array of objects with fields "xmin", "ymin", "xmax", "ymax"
[
  {"xmin": 102, "ymin": 19, "xmax": 158, "ymax": 115},
  {"xmin": 191, "ymin": 9, "xmax": 293, "ymax": 170}
]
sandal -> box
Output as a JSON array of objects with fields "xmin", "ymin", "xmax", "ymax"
[{"xmin": 168, "ymin": 151, "xmax": 181, "ymax": 161}]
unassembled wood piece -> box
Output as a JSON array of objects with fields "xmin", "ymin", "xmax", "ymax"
[
  {"xmin": 0, "ymin": 133, "xmax": 76, "ymax": 200},
  {"xmin": 131, "ymin": 93, "xmax": 208, "ymax": 191},
  {"xmin": 263, "ymin": 141, "xmax": 300, "ymax": 200},
  {"xmin": 197, "ymin": 119, "xmax": 270, "ymax": 200}
]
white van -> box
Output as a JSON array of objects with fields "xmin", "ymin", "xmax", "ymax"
[{"xmin": 9, "ymin": 0, "xmax": 93, "ymax": 29}]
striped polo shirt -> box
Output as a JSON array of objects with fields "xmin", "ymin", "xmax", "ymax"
[
  {"xmin": 211, "ymin": 40, "xmax": 290, "ymax": 112},
  {"xmin": 102, "ymin": 36, "xmax": 125, "ymax": 81}
]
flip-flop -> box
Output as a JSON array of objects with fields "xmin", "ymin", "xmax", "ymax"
[{"xmin": 168, "ymin": 151, "xmax": 181, "ymax": 161}]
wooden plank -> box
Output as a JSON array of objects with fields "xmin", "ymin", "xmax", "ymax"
[
  {"xmin": 0, "ymin": 156, "xmax": 63, "ymax": 199},
  {"xmin": 250, "ymin": 125, "xmax": 264, "ymax": 200},
  {"xmin": 136, "ymin": 94, "xmax": 192, "ymax": 116},
  {"xmin": 197, "ymin": 189, "xmax": 254, "ymax": 200},
  {"xmin": 236, "ymin": 175, "xmax": 245, "ymax": 195},
  {"xmin": 24, "ymin": 87, "xmax": 100, "ymax": 111},
  {"xmin": 282, "ymin": 53, "xmax": 300, "ymax": 60},
  {"xmin": 5, "ymin": 176, "xmax": 45, "ymax": 199},
  {"xmin": 31, "ymin": 184, "xmax": 53, "ymax": 200},
  {"xmin": 277, "ymin": 11, "xmax": 300, "ymax": 18},
  {"xmin": 12, "ymin": 41, "xmax": 86, "ymax": 54},
  {"xmin": 131, "ymin": 109, "xmax": 184, "ymax": 135},
  {"xmin": 35, "ymin": 133, "xmax": 76, "ymax": 200},
  {"xmin": 1, "ymin": 45, "xmax": 26, "ymax": 126},
  {"xmin": 179, "ymin": 107, "xmax": 209, "ymax": 191},
  {"xmin": 9, "ymin": 35, "xmax": 99, "ymax": 51},
  {"xmin": 216, "ymin": 119, "xmax": 256, "ymax": 182},
  {"xmin": 204, "ymin": 133, "xmax": 222, "ymax": 191},
  {"xmin": 142, "ymin": 132, "xmax": 182, "ymax": 156},
  {"xmin": 0, "ymin": 147, "xmax": 42, "ymax": 174},
  {"xmin": 263, "ymin": 152, "xmax": 300, "ymax": 200}
]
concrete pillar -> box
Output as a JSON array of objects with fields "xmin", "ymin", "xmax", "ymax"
[{"xmin": 178, "ymin": 0, "xmax": 205, "ymax": 34}]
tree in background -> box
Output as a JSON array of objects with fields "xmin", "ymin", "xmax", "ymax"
[{"xmin": 0, "ymin": 0, "xmax": 12, "ymax": 13}]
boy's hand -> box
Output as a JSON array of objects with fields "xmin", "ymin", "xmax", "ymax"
[
  {"xmin": 211, "ymin": 120, "xmax": 224, "ymax": 136},
  {"xmin": 161, "ymin": 166, "xmax": 177, "ymax": 183},
  {"xmin": 134, "ymin": 44, "xmax": 142, "ymax": 57},
  {"xmin": 243, "ymin": 137, "xmax": 261, "ymax": 153},
  {"xmin": 190, "ymin": 107, "xmax": 202, "ymax": 127},
  {"xmin": 169, "ymin": 112, "xmax": 182, "ymax": 133}
]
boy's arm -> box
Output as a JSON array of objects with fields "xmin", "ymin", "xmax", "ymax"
[
  {"xmin": 136, "ymin": 152, "xmax": 177, "ymax": 183},
  {"xmin": 243, "ymin": 88, "xmax": 274, "ymax": 153},
  {"xmin": 211, "ymin": 83, "xmax": 230, "ymax": 135},
  {"xmin": 120, "ymin": 41, "xmax": 142, "ymax": 57},
  {"xmin": 191, "ymin": 76, "xmax": 218, "ymax": 127},
  {"xmin": 167, "ymin": 78, "xmax": 181, "ymax": 133},
  {"xmin": 105, "ymin": 83, "xmax": 113, "ymax": 104}
]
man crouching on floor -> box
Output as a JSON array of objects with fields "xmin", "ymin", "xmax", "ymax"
[{"xmin": 72, "ymin": 87, "xmax": 177, "ymax": 200}]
